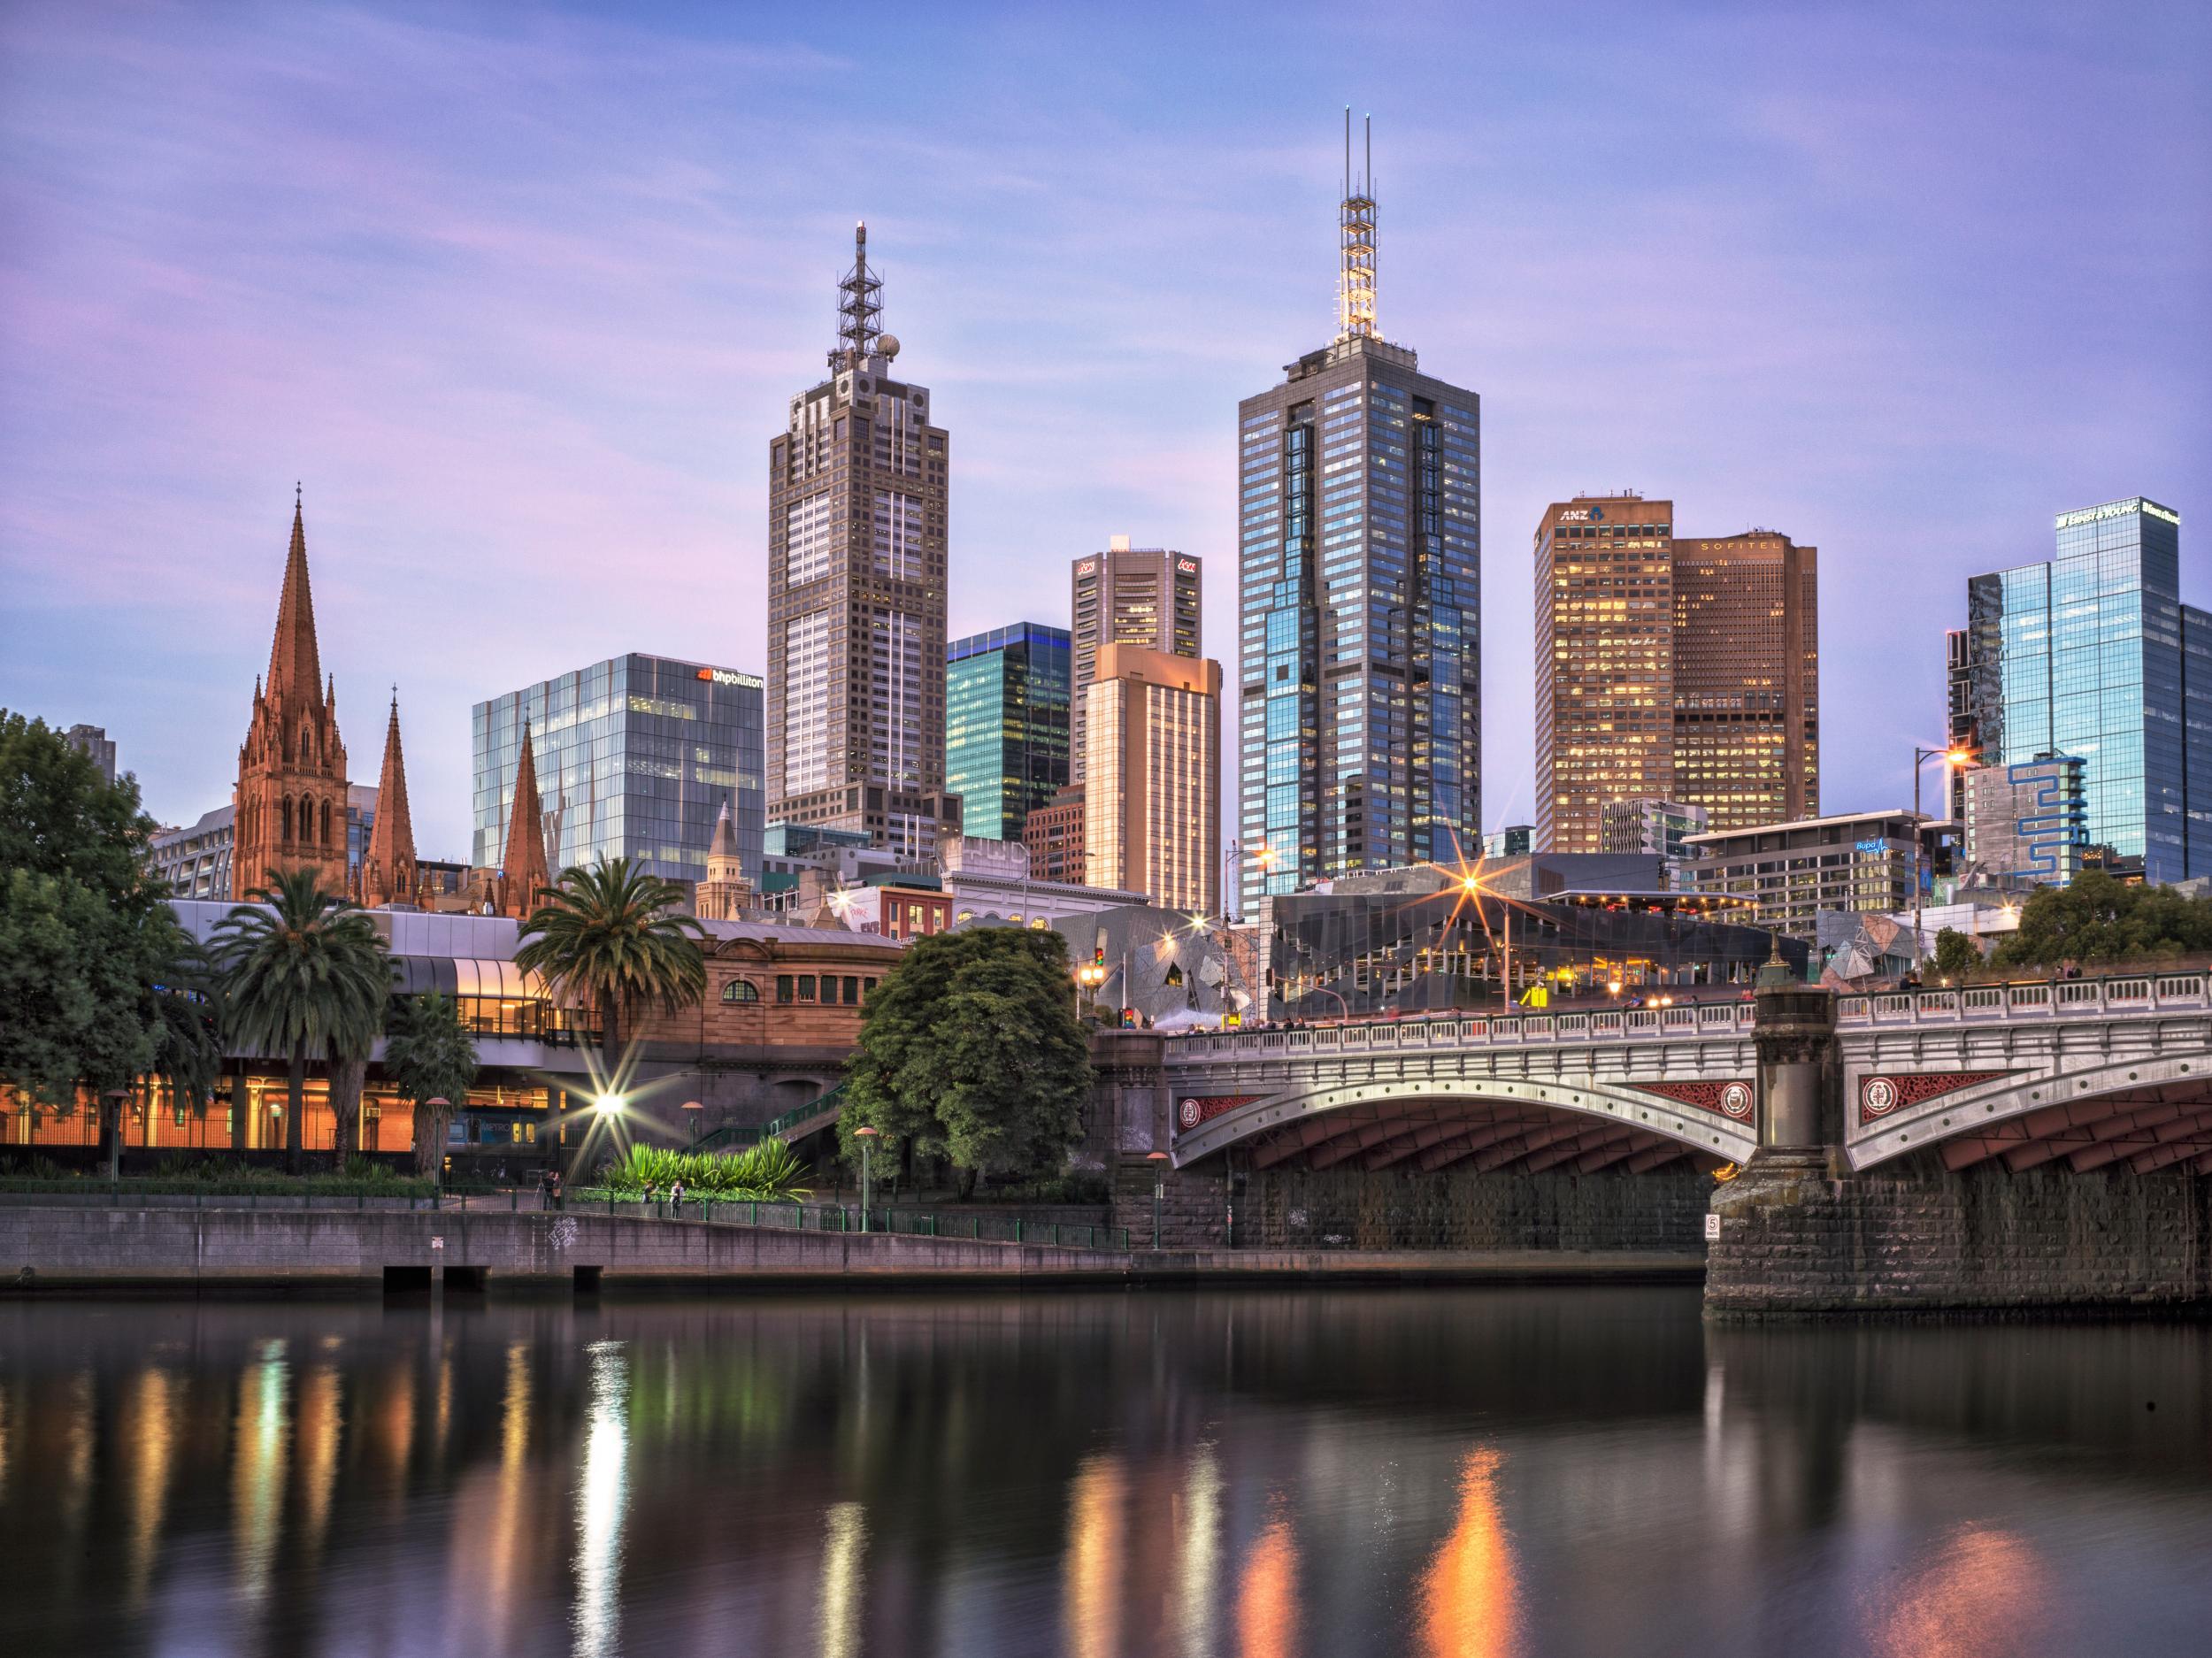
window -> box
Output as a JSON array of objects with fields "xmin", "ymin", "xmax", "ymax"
[
  {"xmin": 776, "ymin": 975, "xmax": 795, "ymax": 1003},
  {"xmin": 864, "ymin": 978, "xmax": 878, "ymax": 997},
  {"xmin": 721, "ymin": 978, "xmax": 762, "ymax": 1003},
  {"xmin": 797, "ymin": 975, "xmax": 818, "ymax": 1002},
  {"xmin": 842, "ymin": 976, "xmax": 861, "ymax": 1004}
]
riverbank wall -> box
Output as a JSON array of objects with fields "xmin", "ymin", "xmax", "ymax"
[{"xmin": 0, "ymin": 1204, "xmax": 1701, "ymax": 1295}]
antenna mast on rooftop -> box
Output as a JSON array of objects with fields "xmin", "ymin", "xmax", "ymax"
[
  {"xmin": 1336, "ymin": 109, "xmax": 1378, "ymax": 342},
  {"xmin": 833, "ymin": 220, "xmax": 884, "ymax": 369}
]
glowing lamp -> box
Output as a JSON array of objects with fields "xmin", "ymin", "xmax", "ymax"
[{"xmin": 593, "ymin": 1094, "xmax": 623, "ymax": 1117}]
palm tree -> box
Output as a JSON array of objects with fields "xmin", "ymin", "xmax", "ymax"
[
  {"xmin": 384, "ymin": 992, "xmax": 479, "ymax": 1176},
  {"xmin": 211, "ymin": 867, "xmax": 389, "ymax": 1172},
  {"xmin": 126, "ymin": 937, "xmax": 228, "ymax": 1177},
  {"xmin": 515, "ymin": 857, "xmax": 707, "ymax": 1083}
]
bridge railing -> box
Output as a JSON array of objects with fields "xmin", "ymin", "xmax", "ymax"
[
  {"xmin": 1169, "ymin": 999, "xmax": 1758, "ymax": 1061},
  {"xmin": 1837, "ymin": 970, "xmax": 2209, "ymax": 1028}
]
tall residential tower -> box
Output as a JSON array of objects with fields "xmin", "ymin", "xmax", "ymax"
[
  {"xmin": 766, "ymin": 224, "xmax": 959, "ymax": 858},
  {"xmin": 1070, "ymin": 537, "xmax": 1201, "ymax": 782},
  {"xmin": 1236, "ymin": 118, "xmax": 1481, "ymax": 914}
]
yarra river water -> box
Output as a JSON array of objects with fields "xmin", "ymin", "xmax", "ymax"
[{"xmin": 3, "ymin": 1288, "xmax": 2210, "ymax": 1657}]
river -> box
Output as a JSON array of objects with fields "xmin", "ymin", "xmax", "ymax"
[{"xmin": 2, "ymin": 1288, "xmax": 2208, "ymax": 1656}]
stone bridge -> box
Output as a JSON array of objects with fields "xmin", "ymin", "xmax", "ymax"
[{"xmin": 1095, "ymin": 967, "xmax": 2212, "ymax": 1310}]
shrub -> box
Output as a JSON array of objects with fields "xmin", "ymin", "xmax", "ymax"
[{"xmin": 590, "ymin": 1139, "xmax": 810, "ymax": 1201}]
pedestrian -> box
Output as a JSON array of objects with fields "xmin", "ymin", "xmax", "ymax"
[{"xmin": 670, "ymin": 1178, "xmax": 686, "ymax": 1215}]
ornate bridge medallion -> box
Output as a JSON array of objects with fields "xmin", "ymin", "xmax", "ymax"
[
  {"xmin": 1636, "ymin": 1079, "xmax": 1755, "ymax": 1121},
  {"xmin": 1859, "ymin": 1071, "xmax": 2013, "ymax": 1124},
  {"xmin": 1177, "ymin": 1094, "xmax": 1261, "ymax": 1133}
]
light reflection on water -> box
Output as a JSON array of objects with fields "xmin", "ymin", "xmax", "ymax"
[{"xmin": 0, "ymin": 1290, "xmax": 2208, "ymax": 1657}]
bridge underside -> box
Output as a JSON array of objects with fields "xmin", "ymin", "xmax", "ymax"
[
  {"xmin": 1236, "ymin": 1097, "xmax": 1727, "ymax": 1177},
  {"xmin": 1932, "ymin": 1083, "xmax": 2212, "ymax": 1176}
]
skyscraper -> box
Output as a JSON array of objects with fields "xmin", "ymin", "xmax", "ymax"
[
  {"xmin": 1085, "ymin": 644, "xmax": 1222, "ymax": 916},
  {"xmin": 766, "ymin": 223, "xmax": 958, "ymax": 858},
  {"xmin": 1959, "ymin": 497, "xmax": 2206, "ymax": 883},
  {"xmin": 1236, "ymin": 118, "xmax": 1481, "ymax": 915},
  {"xmin": 65, "ymin": 725, "xmax": 116, "ymax": 785},
  {"xmin": 945, "ymin": 622, "xmax": 1071, "ymax": 841},
  {"xmin": 1070, "ymin": 537, "xmax": 1201, "ymax": 782},
  {"xmin": 1533, "ymin": 495, "xmax": 1818, "ymax": 852}
]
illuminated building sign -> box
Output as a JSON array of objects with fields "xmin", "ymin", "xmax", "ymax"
[
  {"xmin": 695, "ymin": 667, "xmax": 764, "ymax": 689},
  {"xmin": 2055, "ymin": 498, "xmax": 2180, "ymax": 530},
  {"xmin": 1074, "ymin": 560, "xmax": 1097, "ymax": 577},
  {"xmin": 1177, "ymin": 557, "xmax": 1197, "ymax": 574},
  {"xmin": 1854, "ymin": 838, "xmax": 1889, "ymax": 854}
]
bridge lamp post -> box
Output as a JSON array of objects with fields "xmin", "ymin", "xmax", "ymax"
[
  {"xmin": 1147, "ymin": 1150, "xmax": 1170, "ymax": 1250},
  {"xmin": 1075, "ymin": 961, "xmax": 1109, "ymax": 1020},
  {"xmin": 1910, "ymin": 744, "xmax": 1978, "ymax": 969},
  {"xmin": 855, "ymin": 1125, "xmax": 879, "ymax": 1230}
]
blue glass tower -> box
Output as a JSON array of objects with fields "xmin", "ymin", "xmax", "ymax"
[
  {"xmin": 944, "ymin": 623, "xmax": 1071, "ymax": 841},
  {"xmin": 1962, "ymin": 498, "xmax": 2206, "ymax": 883},
  {"xmin": 1234, "ymin": 127, "xmax": 1480, "ymax": 915}
]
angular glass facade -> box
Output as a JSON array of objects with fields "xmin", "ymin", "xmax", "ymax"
[
  {"xmin": 1963, "ymin": 498, "xmax": 2202, "ymax": 883},
  {"xmin": 1237, "ymin": 337, "xmax": 1480, "ymax": 913},
  {"xmin": 944, "ymin": 623, "xmax": 1071, "ymax": 841},
  {"xmin": 471, "ymin": 655, "xmax": 764, "ymax": 887}
]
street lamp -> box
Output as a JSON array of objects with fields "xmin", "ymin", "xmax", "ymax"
[
  {"xmin": 1146, "ymin": 1149, "xmax": 1170, "ymax": 1249},
  {"xmin": 1910, "ymin": 743, "xmax": 1978, "ymax": 969},
  {"xmin": 681, "ymin": 1099, "xmax": 704, "ymax": 1146},
  {"xmin": 855, "ymin": 1125, "xmax": 880, "ymax": 1229},
  {"xmin": 1075, "ymin": 961, "xmax": 1109, "ymax": 1020}
]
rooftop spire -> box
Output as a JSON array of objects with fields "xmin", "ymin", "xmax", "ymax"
[
  {"xmin": 707, "ymin": 794, "xmax": 741, "ymax": 861},
  {"xmin": 361, "ymin": 692, "xmax": 418, "ymax": 906},
  {"xmin": 1336, "ymin": 109, "xmax": 1378, "ymax": 342},
  {"xmin": 499, "ymin": 718, "xmax": 550, "ymax": 917},
  {"xmin": 832, "ymin": 219, "xmax": 884, "ymax": 369},
  {"xmin": 265, "ymin": 489, "xmax": 325, "ymax": 702}
]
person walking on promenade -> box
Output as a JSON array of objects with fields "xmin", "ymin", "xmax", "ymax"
[{"xmin": 670, "ymin": 1178, "xmax": 686, "ymax": 1216}]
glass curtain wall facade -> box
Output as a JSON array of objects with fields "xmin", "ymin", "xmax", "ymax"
[
  {"xmin": 1237, "ymin": 339, "xmax": 1480, "ymax": 914},
  {"xmin": 1962, "ymin": 498, "xmax": 2202, "ymax": 883},
  {"xmin": 472, "ymin": 655, "xmax": 764, "ymax": 888},
  {"xmin": 944, "ymin": 623, "xmax": 1071, "ymax": 841}
]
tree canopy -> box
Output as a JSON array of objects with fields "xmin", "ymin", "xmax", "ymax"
[
  {"xmin": 1931, "ymin": 927, "xmax": 1983, "ymax": 978},
  {"xmin": 842, "ymin": 927, "xmax": 1090, "ymax": 1190},
  {"xmin": 1989, "ymin": 871, "xmax": 2212, "ymax": 971},
  {"xmin": 0, "ymin": 710, "xmax": 187, "ymax": 1106},
  {"xmin": 515, "ymin": 857, "xmax": 706, "ymax": 1065},
  {"xmin": 383, "ymin": 992, "xmax": 480, "ymax": 1174}
]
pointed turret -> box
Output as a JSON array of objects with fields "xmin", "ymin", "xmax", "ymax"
[
  {"xmin": 499, "ymin": 719, "xmax": 550, "ymax": 918},
  {"xmin": 359, "ymin": 692, "xmax": 419, "ymax": 907},
  {"xmin": 695, "ymin": 794, "xmax": 753, "ymax": 921},
  {"xmin": 708, "ymin": 797, "xmax": 741, "ymax": 864},
  {"xmin": 266, "ymin": 493, "xmax": 325, "ymax": 704}
]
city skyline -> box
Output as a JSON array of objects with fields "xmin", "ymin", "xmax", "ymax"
[{"xmin": 3, "ymin": 3, "xmax": 2207, "ymax": 860}]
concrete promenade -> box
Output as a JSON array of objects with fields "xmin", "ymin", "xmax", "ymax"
[{"xmin": 0, "ymin": 1202, "xmax": 1700, "ymax": 1294}]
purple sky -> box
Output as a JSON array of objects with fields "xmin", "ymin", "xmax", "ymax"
[{"xmin": 4, "ymin": 2, "xmax": 2207, "ymax": 858}]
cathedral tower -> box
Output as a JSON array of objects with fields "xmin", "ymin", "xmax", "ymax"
[
  {"xmin": 357, "ymin": 692, "xmax": 419, "ymax": 907},
  {"xmin": 232, "ymin": 494, "xmax": 349, "ymax": 900}
]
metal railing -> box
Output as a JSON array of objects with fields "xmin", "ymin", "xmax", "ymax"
[
  {"xmin": 1836, "ymin": 970, "xmax": 2209, "ymax": 1027},
  {"xmin": 1169, "ymin": 999, "xmax": 1758, "ymax": 1062},
  {"xmin": 692, "ymin": 1083, "xmax": 847, "ymax": 1155}
]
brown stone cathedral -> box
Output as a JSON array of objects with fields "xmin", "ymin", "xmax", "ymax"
[{"xmin": 232, "ymin": 496, "xmax": 354, "ymax": 901}]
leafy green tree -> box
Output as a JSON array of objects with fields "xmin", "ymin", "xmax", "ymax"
[
  {"xmin": 211, "ymin": 868, "xmax": 389, "ymax": 1171},
  {"xmin": 1931, "ymin": 927, "xmax": 1983, "ymax": 979},
  {"xmin": 514, "ymin": 857, "xmax": 706, "ymax": 1084},
  {"xmin": 383, "ymin": 992, "xmax": 480, "ymax": 1175},
  {"xmin": 844, "ymin": 928, "xmax": 1090, "ymax": 1195},
  {"xmin": 0, "ymin": 711, "xmax": 185, "ymax": 1125},
  {"xmin": 1990, "ymin": 871, "xmax": 2212, "ymax": 971}
]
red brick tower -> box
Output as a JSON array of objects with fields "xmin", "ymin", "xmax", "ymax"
[
  {"xmin": 497, "ymin": 718, "xmax": 551, "ymax": 917},
  {"xmin": 232, "ymin": 494, "xmax": 349, "ymax": 900},
  {"xmin": 357, "ymin": 692, "xmax": 419, "ymax": 908}
]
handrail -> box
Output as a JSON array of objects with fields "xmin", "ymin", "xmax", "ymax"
[{"xmin": 693, "ymin": 1082, "xmax": 847, "ymax": 1155}]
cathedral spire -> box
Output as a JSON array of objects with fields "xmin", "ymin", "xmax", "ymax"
[
  {"xmin": 499, "ymin": 718, "xmax": 550, "ymax": 917},
  {"xmin": 266, "ymin": 490, "xmax": 325, "ymax": 702},
  {"xmin": 359, "ymin": 691, "xmax": 418, "ymax": 907}
]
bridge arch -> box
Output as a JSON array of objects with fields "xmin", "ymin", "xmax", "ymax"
[
  {"xmin": 1849, "ymin": 1050, "xmax": 2212, "ymax": 1174},
  {"xmin": 1170, "ymin": 1076, "xmax": 1755, "ymax": 1175}
]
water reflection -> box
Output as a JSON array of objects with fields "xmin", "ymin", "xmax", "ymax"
[{"xmin": 0, "ymin": 1293, "xmax": 2205, "ymax": 1657}]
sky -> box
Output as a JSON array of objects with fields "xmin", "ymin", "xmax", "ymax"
[{"xmin": 4, "ymin": 1, "xmax": 2208, "ymax": 861}]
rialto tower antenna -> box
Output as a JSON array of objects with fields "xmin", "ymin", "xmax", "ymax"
[
  {"xmin": 1336, "ymin": 108, "xmax": 1377, "ymax": 342},
  {"xmin": 833, "ymin": 219, "xmax": 884, "ymax": 369}
]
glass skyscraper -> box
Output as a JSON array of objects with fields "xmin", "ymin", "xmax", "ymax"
[
  {"xmin": 1962, "ymin": 497, "xmax": 2206, "ymax": 883},
  {"xmin": 944, "ymin": 623, "xmax": 1071, "ymax": 841},
  {"xmin": 1236, "ymin": 132, "xmax": 1479, "ymax": 914},
  {"xmin": 472, "ymin": 654, "xmax": 764, "ymax": 888}
]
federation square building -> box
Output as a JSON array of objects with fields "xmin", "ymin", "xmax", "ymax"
[{"xmin": 1236, "ymin": 124, "xmax": 1480, "ymax": 915}]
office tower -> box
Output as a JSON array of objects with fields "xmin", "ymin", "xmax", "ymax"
[
  {"xmin": 233, "ymin": 496, "xmax": 349, "ymax": 899},
  {"xmin": 472, "ymin": 654, "xmax": 764, "ymax": 888},
  {"xmin": 945, "ymin": 622, "xmax": 1071, "ymax": 841},
  {"xmin": 1601, "ymin": 797, "xmax": 1709, "ymax": 864},
  {"xmin": 1070, "ymin": 537, "xmax": 1201, "ymax": 782},
  {"xmin": 1962, "ymin": 756, "xmax": 2087, "ymax": 886},
  {"xmin": 65, "ymin": 725, "xmax": 116, "ymax": 785},
  {"xmin": 1944, "ymin": 626, "xmax": 1990, "ymax": 821},
  {"xmin": 1236, "ymin": 118, "xmax": 1481, "ymax": 915},
  {"xmin": 1960, "ymin": 496, "xmax": 2205, "ymax": 882},
  {"xmin": 1085, "ymin": 644, "xmax": 1221, "ymax": 915},
  {"xmin": 766, "ymin": 223, "xmax": 958, "ymax": 858},
  {"xmin": 1533, "ymin": 495, "xmax": 1819, "ymax": 852},
  {"xmin": 1024, "ymin": 786, "xmax": 1087, "ymax": 884}
]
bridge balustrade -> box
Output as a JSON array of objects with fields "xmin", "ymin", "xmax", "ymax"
[
  {"xmin": 1832, "ymin": 971, "xmax": 2208, "ymax": 1030},
  {"xmin": 1556, "ymin": 1014, "xmax": 1590, "ymax": 1040}
]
